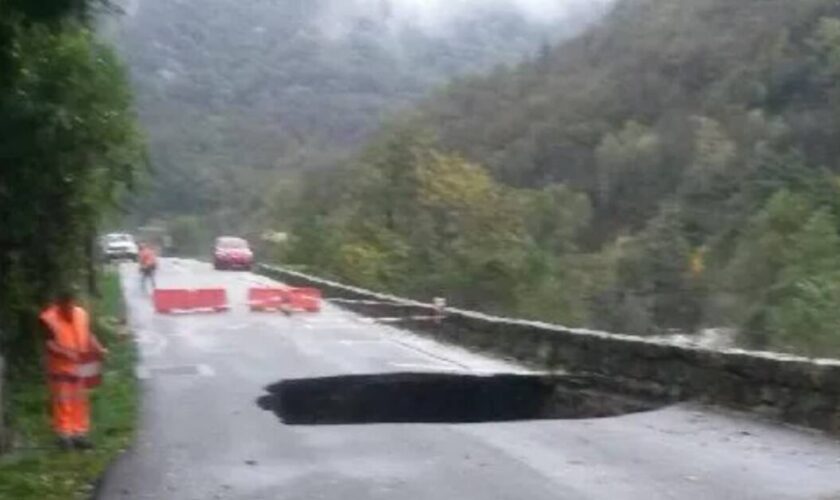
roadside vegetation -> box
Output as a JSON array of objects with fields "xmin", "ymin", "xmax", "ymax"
[
  {"xmin": 0, "ymin": 1, "xmax": 144, "ymax": 495},
  {"xmin": 0, "ymin": 270, "xmax": 137, "ymax": 500},
  {"xmin": 0, "ymin": 0, "xmax": 144, "ymax": 361}
]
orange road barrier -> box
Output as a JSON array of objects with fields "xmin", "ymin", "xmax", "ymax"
[
  {"xmin": 248, "ymin": 287, "xmax": 321, "ymax": 313},
  {"xmin": 288, "ymin": 287, "xmax": 322, "ymax": 313},
  {"xmin": 193, "ymin": 288, "xmax": 229, "ymax": 313},
  {"xmin": 153, "ymin": 289, "xmax": 191, "ymax": 313},
  {"xmin": 248, "ymin": 287, "xmax": 289, "ymax": 311},
  {"xmin": 154, "ymin": 288, "xmax": 229, "ymax": 314}
]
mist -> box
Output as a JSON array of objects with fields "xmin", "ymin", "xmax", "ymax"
[{"xmin": 318, "ymin": 0, "xmax": 615, "ymax": 37}]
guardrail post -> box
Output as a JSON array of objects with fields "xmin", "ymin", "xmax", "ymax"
[{"xmin": 433, "ymin": 297, "xmax": 447, "ymax": 323}]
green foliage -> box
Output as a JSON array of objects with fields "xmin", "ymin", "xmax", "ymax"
[
  {"xmin": 807, "ymin": 17, "xmax": 840, "ymax": 79},
  {"xmin": 0, "ymin": 5, "xmax": 144, "ymax": 358},
  {"xmin": 769, "ymin": 209, "xmax": 840, "ymax": 356},
  {"xmin": 592, "ymin": 204, "xmax": 701, "ymax": 334},
  {"xmin": 727, "ymin": 192, "xmax": 840, "ymax": 355},
  {"xmin": 288, "ymin": 131, "xmax": 594, "ymax": 323},
  {"xmin": 522, "ymin": 184, "xmax": 592, "ymax": 254}
]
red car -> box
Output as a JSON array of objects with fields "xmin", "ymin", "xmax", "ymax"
[{"xmin": 213, "ymin": 237, "xmax": 254, "ymax": 270}]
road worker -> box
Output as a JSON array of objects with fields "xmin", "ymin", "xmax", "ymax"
[
  {"xmin": 40, "ymin": 289, "xmax": 107, "ymax": 450},
  {"xmin": 138, "ymin": 243, "xmax": 158, "ymax": 292}
]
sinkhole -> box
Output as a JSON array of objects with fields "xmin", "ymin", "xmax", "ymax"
[{"xmin": 256, "ymin": 373, "xmax": 667, "ymax": 425}]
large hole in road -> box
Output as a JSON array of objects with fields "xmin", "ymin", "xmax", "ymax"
[{"xmin": 256, "ymin": 373, "xmax": 667, "ymax": 425}]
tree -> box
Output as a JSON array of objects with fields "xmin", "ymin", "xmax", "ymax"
[
  {"xmin": 602, "ymin": 204, "xmax": 701, "ymax": 334},
  {"xmin": 595, "ymin": 121, "xmax": 662, "ymax": 203},
  {"xmin": 0, "ymin": 10, "xmax": 144, "ymax": 359},
  {"xmin": 594, "ymin": 120, "xmax": 666, "ymax": 231},
  {"xmin": 767, "ymin": 210, "xmax": 840, "ymax": 356},
  {"xmin": 522, "ymin": 184, "xmax": 591, "ymax": 254},
  {"xmin": 724, "ymin": 190, "xmax": 840, "ymax": 352},
  {"xmin": 807, "ymin": 17, "xmax": 840, "ymax": 81}
]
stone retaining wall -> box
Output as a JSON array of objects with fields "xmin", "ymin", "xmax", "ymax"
[{"xmin": 259, "ymin": 265, "xmax": 840, "ymax": 434}]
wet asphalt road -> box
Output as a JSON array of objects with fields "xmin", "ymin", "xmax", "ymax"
[{"xmin": 97, "ymin": 259, "xmax": 840, "ymax": 500}]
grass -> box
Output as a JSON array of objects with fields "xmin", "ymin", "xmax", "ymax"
[{"xmin": 0, "ymin": 269, "xmax": 138, "ymax": 500}]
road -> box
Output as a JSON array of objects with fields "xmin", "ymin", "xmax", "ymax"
[{"xmin": 98, "ymin": 259, "xmax": 840, "ymax": 500}]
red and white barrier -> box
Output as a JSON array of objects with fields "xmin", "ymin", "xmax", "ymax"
[
  {"xmin": 248, "ymin": 287, "xmax": 322, "ymax": 313},
  {"xmin": 193, "ymin": 288, "xmax": 229, "ymax": 312},
  {"xmin": 153, "ymin": 288, "xmax": 230, "ymax": 314},
  {"xmin": 248, "ymin": 287, "xmax": 289, "ymax": 311},
  {"xmin": 287, "ymin": 287, "xmax": 322, "ymax": 313},
  {"xmin": 153, "ymin": 289, "xmax": 191, "ymax": 314},
  {"xmin": 152, "ymin": 286, "xmax": 320, "ymax": 315}
]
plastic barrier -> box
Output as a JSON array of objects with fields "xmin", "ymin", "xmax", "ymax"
[
  {"xmin": 248, "ymin": 287, "xmax": 289, "ymax": 311},
  {"xmin": 248, "ymin": 287, "xmax": 321, "ymax": 313},
  {"xmin": 288, "ymin": 287, "xmax": 322, "ymax": 313},
  {"xmin": 154, "ymin": 288, "xmax": 229, "ymax": 314},
  {"xmin": 192, "ymin": 288, "xmax": 229, "ymax": 312},
  {"xmin": 153, "ymin": 289, "xmax": 193, "ymax": 314}
]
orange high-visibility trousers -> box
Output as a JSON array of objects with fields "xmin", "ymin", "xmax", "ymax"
[{"xmin": 49, "ymin": 379, "xmax": 90, "ymax": 437}]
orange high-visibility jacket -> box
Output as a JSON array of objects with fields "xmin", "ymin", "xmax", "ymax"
[
  {"xmin": 40, "ymin": 305, "xmax": 94, "ymax": 377},
  {"xmin": 139, "ymin": 247, "xmax": 157, "ymax": 269}
]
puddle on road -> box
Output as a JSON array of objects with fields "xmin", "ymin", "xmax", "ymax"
[{"xmin": 256, "ymin": 373, "xmax": 667, "ymax": 425}]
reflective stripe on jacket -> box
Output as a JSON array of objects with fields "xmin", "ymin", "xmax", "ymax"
[{"xmin": 40, "ymin": 305, "xmax": 93, "ymax": 377}]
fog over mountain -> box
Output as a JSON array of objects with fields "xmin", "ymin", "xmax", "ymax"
[
  {"xmin": 318, "ymin": 0, "xmax": 614, "ymax": 36},
  {"xmin": 113, "ymin": 0, "xmax": 613, "ymax": 221}
]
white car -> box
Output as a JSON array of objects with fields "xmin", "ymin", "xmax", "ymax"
[{"xmin": 101, "ymin": 233, "xmax": 139, "ymax": 262}]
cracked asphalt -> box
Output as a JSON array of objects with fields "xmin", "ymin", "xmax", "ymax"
[{"xmin": 96, "ymin": 259, "xmax": 840, "ymax": 500}]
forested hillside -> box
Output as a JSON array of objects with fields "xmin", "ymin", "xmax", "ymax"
[
  {"xmin": 286, "ymin": 0, "xmax": 840, "ymax": 357},
  {"xmin": 111, "ymin": 0, "xmax": 609, "ymax": 226}
]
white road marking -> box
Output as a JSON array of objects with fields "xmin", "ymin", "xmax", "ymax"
[
  {"xmin": 339, "ymin": 340, "xmax": 384, "ymax": 345},
  {"xmin": 135, "ymin": 363, "xmax": 215, "ymax": 380},
  {"xmin": 388, "ymin": 361, "xmax": 506, "ymax": 375},
  {"xmin": 389, "ymin": 362, "xmax": 459, "ymax": 372},
  {"xmin": 371, "ymin": 316, "xmax": 441, "ymax": 323},
  {"xmin": 327, "ymin": 298, "xmax": 404, "ymax": 306}
]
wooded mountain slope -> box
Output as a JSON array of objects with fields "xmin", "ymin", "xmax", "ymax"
[{"xmin": 285, "ymin": 0, "xmax": 840, "ymax": 357}]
